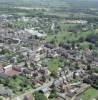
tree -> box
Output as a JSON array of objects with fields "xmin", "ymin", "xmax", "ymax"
[
  {"xmin": 48, "ymin": 88, "xmax": 57, "ymax": 99},
  {"xmin": 34, "ymin": 92, "xmax": 47, "ymax": 100},
  {"xmin": 87, "ymin": 65, "xmax": 91, "ymax": 70},
  {"xmin": 95, "ymin": 97, "xmax": 98, "ymax": 100},
  {"xmin": 78, "ymin": 36, "xmax": 85, "ymax": 42},
  {"xmin": 0, "ymin": 98, "xmax": 3, "ymax": 100},
  {"xmin": 89, "ymin": 44, "xmax": 94, "ymax": 50},
  {"xmin": 73, "ymin": 72, "xmax": 76, "ymax": 79},
  {"xmin": 50, "ymin": 71, "xmax": 58, "ymax": 78},
  {"xmin": 83, "ymin": 75, "xmax": 98, "ymax": 89}
]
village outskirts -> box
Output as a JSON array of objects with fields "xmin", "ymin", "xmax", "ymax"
[{"xmin": 0, "ymin": 13, "xmax": 98, "ymax": 100}]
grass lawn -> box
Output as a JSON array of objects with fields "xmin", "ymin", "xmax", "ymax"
[
  {"xmin": 46, "ymin": 21, "xmax": 91, "ymax": 46},
  {"xmin": 46, "ymin": 31, "xmax": 73, "ymax": 44},
  {"xmin": 79, "ymin": 87, "xmax": 98, "ymax": 100},
  {"xmin": 47, "ymin": 58, "xmax": 64, "ymax": 72}
]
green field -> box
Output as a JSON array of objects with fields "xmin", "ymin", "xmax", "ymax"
[
  {"xmin": 46, "ymin": 58, "xmax": 64, "ymax": 72},
  {"xmin": 46, "ymin": 22, "xmax": 92, "ymax": 50},
  {"xmin": 79, "ymin": 87, "xmax": 98, "ymax": 100}
]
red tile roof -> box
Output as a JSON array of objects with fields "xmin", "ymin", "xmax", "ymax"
[{"xmin": 5, "ymin": 69, "xmax": 20, "ymax": 77}]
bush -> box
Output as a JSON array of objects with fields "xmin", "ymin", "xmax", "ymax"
[{"xmin": 86, "ymin": 34, "xmax": 98, "ymax": 43}]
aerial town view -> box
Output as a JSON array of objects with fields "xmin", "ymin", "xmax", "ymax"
[{"xmin": 0, "ymin": 0, "xmax": 98, "ymax": 100}]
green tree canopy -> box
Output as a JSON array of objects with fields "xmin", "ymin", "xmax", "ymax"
[{"xmin": 34, "ymin": 92, "xmax": 47, "ymax": 100}]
